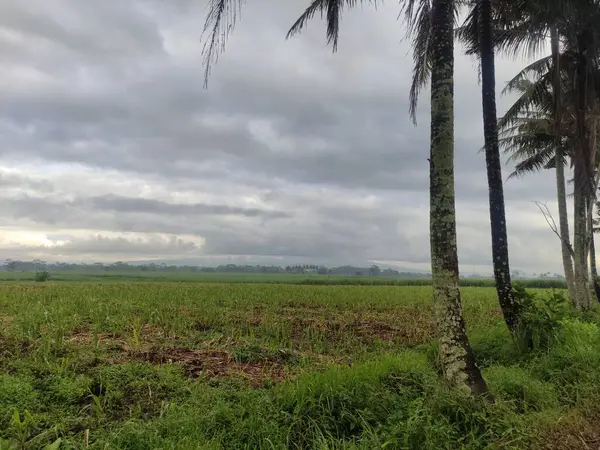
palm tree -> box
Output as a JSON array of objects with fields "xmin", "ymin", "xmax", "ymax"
[
  {"xmin": 200, "ymin": 0, "xmax": 488, "ymax": 394},
  {"xmin": 454, "ymin": 0, "xmax": 521, "ymax": 333},
  {"xmin": 427, "ymin": 0, "xmax": 488, "ymax": 394},
  {"xmin": 494, "ymin": 0, "xmax": 600, "ymax": 310},
  {"xmin": 498, "ymin": 71, "xmax": 578, "ymax": 302},
  {"xmin": 492, "ymin": 0, "xmax": 579, "ymax": 305},
  {"xmin": 551, "ymin": 1, "xmax": 600, "ymax": 311},
  {"xmin": 499, "ymin": 44, "xmax": 600, "ymax": 309}
]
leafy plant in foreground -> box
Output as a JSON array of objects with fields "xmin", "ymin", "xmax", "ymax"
[{"xmin": 513, "ymin": 283, "xmax": 570, "ymax": 352}]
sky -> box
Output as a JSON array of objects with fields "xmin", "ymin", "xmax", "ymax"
[{"xmin": 0, "ymin": 0, "xmax": 568, "ymax": 274}]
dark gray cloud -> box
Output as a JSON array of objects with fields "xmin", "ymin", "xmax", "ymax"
[{"xmin": 0, "ymin": 0, "xmax": 565, "ymax": 272}]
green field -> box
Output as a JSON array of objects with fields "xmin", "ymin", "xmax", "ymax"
[
  {"xmin": 0, "ymin": 270, "xmax": 569, "ymax": 289},
  {"xmin": 1, "ymin": 282, "xmax": 599, "ymax": 449}
]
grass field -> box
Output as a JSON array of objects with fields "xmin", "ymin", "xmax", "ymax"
[
  {"xmin": 0, "ymin": 271, "xmax": 569, "ymax": 289},
  {"xmin": 1, "ymin": 282, "xmax": 600, "ymax": 449}
]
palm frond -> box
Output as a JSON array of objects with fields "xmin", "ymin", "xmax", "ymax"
[
  {"xmin": 502, "ymin": 55, "xmax": 553, "ymax": 95},
  {"xmin": 454, "ymin": 2, "xmax": 479, "ymax": 56},
  {"xmin": 200, "ymin": 0, "xmax": 246, "ymax": 87},
  {"xmin": 499, "ymin": 75, "xmax": 554, "ymax": 129},
  {"xmin": 400, "ymin": 0, "xmax": 467, "ymax": 124},
  {"xmin": 495, "ymin": 22, "xmax": 549, "ymax": 60},
  {"xmin": 402, "ymin": 0, "xmax": 432, "ymax": 124},
  {"xmin": 507, "ymin": 146, "xmax": 556, "ymax": 179},
  {"xmin": 286, "ymin": 0, "xmax": 379, "ymax": 51}
]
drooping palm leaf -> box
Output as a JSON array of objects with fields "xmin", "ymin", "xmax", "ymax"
[
  {"xmin": 286, "ymin": 0, "xmax": 379, "ymax": 51},
  {"xmin": 201, "ymin": 0, "xmax": 246, "ymax": 87},
  {"xmin": 403, "ymin": 0, "xmax": 433, "ymax": 123},
  {"xmin": 509, "ymin": 147, "xmax": 556, "ymax": 178}
]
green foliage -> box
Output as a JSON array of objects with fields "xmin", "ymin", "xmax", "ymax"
[
  {"xmin": 276, "ymin": 353, "xmax": 437, "ymax": 446},
  {"xmin": 93, "ymin": 364, "xmax": 190, "ymax": 420},
  {"xmin": 39, "ymin": 374, "xmax": 92, "ymax": 406},
  {"xmin": 233, "ymin": 344, "xmax": 298, "ymax": 365},
  {"xmin": 529, "ymin": 319, "xmax": 600, "ymax": 408},
  {"xmin": 513, "ymin": 283, "xmax": 570, "ymax": 352},
  {"xmin": 0, "ymin": 269, "xmax": 571, "ymax": 289},
  {"xmin": 483, "ymin": 366, "xmax": 558, "ymax": 411},
  {"xmin": 0, "ymin": 376, "xmax": 39, "ymax": 428},
  {"xmin": 34, "ymin": 271, "xmax": 50, "ymax": 283}
]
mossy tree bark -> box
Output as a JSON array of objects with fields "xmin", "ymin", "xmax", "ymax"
[
  {"xmin": 429, "ymin": 0, "xmax": 488, "ymax": 395},
  {"xmin": 478, "ymin": 0, "xmax": 520, "ymax": 333},
  {"xmin": 573, "ymin": 172, "xmax": 592, "ymax": 310}
]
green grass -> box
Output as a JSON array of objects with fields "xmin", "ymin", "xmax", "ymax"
[
  {"xmin": 0, "ymin": 270, "xmax": 569, "ymax": 289},
  {"xmin": 0, "ymin": 282, "xmax": 598, "ymax": 449}
]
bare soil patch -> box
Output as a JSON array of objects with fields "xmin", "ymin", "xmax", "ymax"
[
  {"xmin": 134, "ymin": 346, "xmax": 288, "ymax": 386},
  {"xmin": 543, "ymin": 419, "xmax": 600, "ymax": 449},
  {"xmin": 286, "ymin": 313, "xmax": 435, "ymax": 345}
]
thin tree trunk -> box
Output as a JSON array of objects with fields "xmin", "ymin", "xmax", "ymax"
[
  {"xmin": 556, "ymin": 153, "xmax": 577, "ymax": 300},
  {"xmin": 591, "ymin": 233, "xmax": 600, "ymax": 303},
  {"xmin": 550, "ymin": 26, "xmax": 577, "ymax": 303},
  {"xmin": 478, "ymin": 0, "xmax": 520, "ymax": 333},
  {"xmin": 588, "ymin": 120, "xmax": 599, "ymax": 303},
  {"xmin": 573, "ymin": 33, "xmax": 593, "ymax": 310},
  {"xmin": 588, "ymin": 201, "xmax": 600, "ymax": 302},
  {"xmin": 429, "ymin": 0, "xmax": 487, "ymax": 395}
]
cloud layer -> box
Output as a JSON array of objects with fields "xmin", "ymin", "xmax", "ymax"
[{"xmin": 0, "ymin": 0, "xmax": 565, "ymax": 273}]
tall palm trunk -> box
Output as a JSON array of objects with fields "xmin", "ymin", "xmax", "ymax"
[
  {"xmin": 573, "ymin": 169, "xmax": 592, "ymax": 309},
  {"xmin": 588, "ymin": 201, "xmax": 600, "ymax": 302},
  {"xmin": 430, "ymin": 0, "xmax": 487, "ymax": 395},
  {"xmin": 591, "ymin": 234, "xmax": 600, "ymax": 303},
  {"xmin": 588, "ymin": 121, "xmax": 600, "ymax": 303},
  {"xmin": 478, "ymin": 0, "xmax": 520, "ymax": 333},
  {"xmin": 556, "ymin": 152, "xmax": 577, "ymax": 299},
  {"xmin": 573, "ymin": 33, "xmax": 593, "ymax": 310},
  {"xmin": 550, "ymin": 26, "xmax": 577, "ymax": 302}
]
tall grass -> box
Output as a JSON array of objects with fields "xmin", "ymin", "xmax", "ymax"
[{"xmin": 0, "ymin": 282, "xmax": 598, "ymax": 448}]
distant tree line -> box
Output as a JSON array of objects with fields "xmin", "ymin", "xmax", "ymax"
[{"xmin": 0, "ymin": 259, "xmax": 430, "ymax": 278}]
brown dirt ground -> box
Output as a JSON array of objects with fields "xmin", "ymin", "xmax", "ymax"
[
  {"xmin": 284, "ymin": 313, "xmax": 435, "ymax": 345},
  {"xmin": 66, "ymin": 326, "xmax": 293, "ymax": 386},
  {"xmin": 132, "ymin": 346, "xmax": 289, "ymax": 386},
  {"xmin": 542, "ymin": 418, "xmax": 600, "ymax": 449}
]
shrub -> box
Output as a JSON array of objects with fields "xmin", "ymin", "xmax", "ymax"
[
  {"xmin": 34, "ymin": 271, "xmax": 50, "ymax": 283},
  {"xmin": 513, "ymin": 283, "xmax": 570, "ymax": 352}
]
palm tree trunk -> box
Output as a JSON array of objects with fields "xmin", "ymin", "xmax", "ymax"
[
  {"xmin": 573, "ymin": 171, "xmax": 592, "ymax": 310},
  {"xmin": 573, "ymin": 33, "xmax": 593, "ymax": 310},
  {"xmin": 550, "ymin": 26, "xmax": 577, "ymax": 302},
  {"xmin": 556, "ymin": 153, "xmax": 577, "ymax": 300},
  {"xmin": 429, "ymin": 0, "xmax": 487, "ymax": 395},
  {"xmin": 587, "ymin": 201, "xmax": 600, "ymax": 302},
  {"xmin": 478, "ymin": 0, "xmax": 520, "ymax": 333}
]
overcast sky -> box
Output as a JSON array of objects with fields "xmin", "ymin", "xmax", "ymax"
[{"xmin": 0, "ymin": 0, "xmax": 567, "ymax": 273}]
